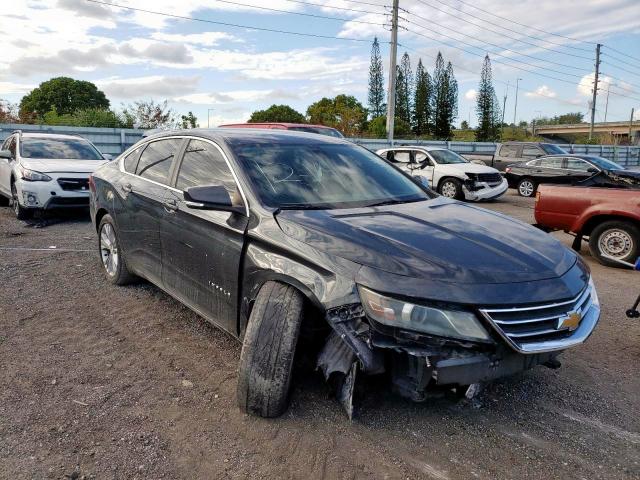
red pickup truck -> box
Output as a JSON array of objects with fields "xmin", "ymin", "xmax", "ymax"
[{"xmin": 535, "ymin": 182, "xmax": 640, "ymax": 267}]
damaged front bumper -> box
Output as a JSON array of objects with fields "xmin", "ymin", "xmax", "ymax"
[
  {"xmin": 463, "ymin": 178, "xmax": 509, "ymax": 201},
  {"xmin": 317, "ymin": 303, "xmax": 560, "ymax": 414}
]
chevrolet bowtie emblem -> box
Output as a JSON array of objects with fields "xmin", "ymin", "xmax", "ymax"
[{"xmin": 558, "ymin": 311, "xmax": 582, "ymax": 331}]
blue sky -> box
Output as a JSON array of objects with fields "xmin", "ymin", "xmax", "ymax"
[{"xmin": 1, "ymin": 0, "xmax": 639, "ymax": 128}]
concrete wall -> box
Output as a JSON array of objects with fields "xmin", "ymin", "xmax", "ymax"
[
  {"xmin": 1, "ymin": 123, "xmax": 638, "ymax": 166},
  {"xmin": 0, "ymin": 123, "xmax": 145, "ymax": 156}
]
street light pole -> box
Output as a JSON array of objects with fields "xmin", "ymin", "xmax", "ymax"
[
  {"xmin": 513, "ymin": 78, "xmax": 521, "ymax": 126},
  {"xmin": 207, "ymin": 108, "xmax": 215, "ymax": 128},
  {"xmin": 589, "ymin": 43, "xmax": 601, "ymax": 141}
]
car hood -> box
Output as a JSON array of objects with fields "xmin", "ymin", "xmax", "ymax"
[
  {"xmin": 434, "ymin": 162, "xmax": 500, "ymax": 174},
  {"xmin": 275, "ymin": 197, "xmax": 576, "ymax": 284},
  {"xmin": 21, "ymin": 158, "xmax": 109, "ymax": 173}
]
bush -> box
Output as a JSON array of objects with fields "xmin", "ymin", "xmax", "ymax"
[{"xmin": 367, "ymin": 115, "xmax": 411, "ymax": 138}]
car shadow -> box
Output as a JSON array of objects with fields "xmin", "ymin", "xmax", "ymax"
[{"xmin": 23, "ymin": 208, "xmax": 92, "ymax": 228}]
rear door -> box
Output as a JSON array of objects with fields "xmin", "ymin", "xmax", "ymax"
[
  {"xmin": 115, "ymin": 138, "xmax": 184, "ymax": 285},
  {"xmin": 535, "ymin": 156, "xmax": 567, "ymax": 185},
  {"xmin": 161, "ymin": 138, "xmax": 249, "ymax": 335},
  {"xmin": 494, "ymin": 144, "xmax": 521, "ymax": 171},
  {"xmin": 412, "ymin": 150, "xmax": 435, "ymax": 183},
  {"xmin": 0, "ymin": 135, "xmax": 16, "ymax": 196}
]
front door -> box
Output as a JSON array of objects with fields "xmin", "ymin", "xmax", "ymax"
[
  {"xmin": 161, "ymin": 138, "xmax": 248, "ymax": 335},
  {"xmin": 563, "ymin": 157, "xmax": 597, "ymax": 183},
  {"xmin": 0, "ymin": 135, "xmax": 16, "ymax": 196},
  {"xmin": 412, "ymin": 150, "xmax": 435, "ymax": 184},
  {"xmin": 115, "ymin": 138, "xmax": 184, "ymax": 285}
]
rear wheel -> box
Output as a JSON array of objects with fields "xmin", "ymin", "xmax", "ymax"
[
  {"xmin": 438, "ymin": 178, "xmax": 464, "ymax": 200},
  {"xmin": 589, "ymin": 220, "xmax": 639, "ymax": 267},
  {"xmin": 11, "ymin": 182, "xmax": 31, "ymax": 220},
  {"xmin": 98, "ymin": 214, "xmax": 136, "ymax": 285},
  {"xmin": 517, "ymin": 178, "xmax": 536, "ymax": 197},
  {"xmin": 237, "ymin": 281, "xmax": 304, "ymax": 418}
]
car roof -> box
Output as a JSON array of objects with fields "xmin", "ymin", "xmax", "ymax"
[
  {"xmin": 18, "ymin": 132, "xmax": 85, "ymax": 140},
  {"xmin": 379, "ymin": 146, "xmax": 447, "ymax": 151},
  {"xmin": 140, "ymin": 127, "xmax": 349, "ymax": 147},
  {"xmin": 219, "ymin": 122, "xmax": 337, "ymax": 129}
]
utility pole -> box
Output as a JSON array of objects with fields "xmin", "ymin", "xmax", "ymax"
[
  {"xmin": 385, "ymin": 0, "xmax": 400, "ymax": 143},
  {"xmin": 589, "ymin": 43, "xmax": 601, "ymax": 141},
  {"xmin": 604, "ymin": 82, "xmax": 610, "ymax": 122},
  {"xmin": 513, "ymin": 78, "xmax": 521, "ymax": 125},
  {"xmin": 500, "ymin": 81, "xmax": 509, "ymax": 137},
  {"xmin": 630, "ymin": 108, "xmax": 635, "ymax": 140}
]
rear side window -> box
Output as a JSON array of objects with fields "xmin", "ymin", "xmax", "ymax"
[
  {"xmin": 176, "ymin": 139, "xmax": 239, "ymax": 200},
  {"xmin": 539, "ymin": 157, "xmax": 562, "ymax": 168},
  {"xmin": 522, "ymin": 145, "xmax": 543, "ymax": 158},
  {"xmin": 499, "ymin": 145, "xmax": 519, "ymax": 157},
  {"xmin": 565, "ymin": 158, "xmax": 591, "ymax": 171},
  {"xmin": 391, "ymin": 151, "xmax": 411, "ymax": 163},
  {"xmin": 136, "ymin": 139, "xmax": 182, "ymax": 184},
  {"xmin": 123, "ymin": 146, "xmax": 143, "ymax": 173}
]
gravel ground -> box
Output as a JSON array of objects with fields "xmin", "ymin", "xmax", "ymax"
[{"xmin": 0, "ymin": 191, "xmax": 638, "ymax": 479}]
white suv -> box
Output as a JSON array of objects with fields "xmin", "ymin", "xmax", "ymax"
[
  {"xmin": 376, "ymin": 146, "xmax": 508, "ymax": 201},
  {"xmin": 0, "ymin": 131, "xmax": 110, "ymax": 219}
]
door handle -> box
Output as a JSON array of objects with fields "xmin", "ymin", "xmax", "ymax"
[
  {"xmin": 164, "ymin": 199, "xmax": 178, "ymax": 212},
  {"xmin": 121, "ymin": 183, "xmax": 132, "ymax": 193}
]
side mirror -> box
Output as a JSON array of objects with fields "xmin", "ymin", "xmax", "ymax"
[
  {"xmin": 102, "ymin": 153, "xmax": 113, "ymax": 161},
  {"xmin": 0, "ymin": 149, "xmax": 12, "ymax": 160},
  {"xmin": 184, "ymin": 185, "xmax": 243, "ymax": 213},
  {"xmin": 587, "ymin": 167, "xmax": 599, "ymax": 173}
]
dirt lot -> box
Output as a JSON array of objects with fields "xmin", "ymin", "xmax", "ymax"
[{"xmin": 0, "ymin": 191, "xmax": 638, "ymax": 480}]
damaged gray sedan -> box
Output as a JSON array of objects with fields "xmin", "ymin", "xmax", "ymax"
[{"xmin": 90, "ymin": 129, "xmax": 600, "ymax": 418}]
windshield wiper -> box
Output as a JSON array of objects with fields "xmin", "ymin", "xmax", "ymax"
[{"xmin": 273, "ymin": 204, "xmax": 330, "ymax": 214}]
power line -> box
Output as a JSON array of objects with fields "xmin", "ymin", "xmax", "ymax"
[
  {"xmin": 598, "ymin": 69, "xmax": 640, "ymax": 93},
  {"xmin": 274, "ymin": 0, "xmax": 388, "ymax": 17},
  {"xmin": 431, "ymin": 0, "xmax": 593, "ymax": 51},
  {"xmin": 602, "ymin": 44, "xmax": 640, "ymax": 64},
  {"xmin": 210, "ymin": 0, "xmax": 384, "ymax": 25},
  {"xmin": 85, "ymin": 0, "xmax": 374, "ymax": 42},
  {"xmin": 404, "ymin": 12, "xmax": 592, "ymax": 73},
  {"xmin": 601, "ymin": 58, "xmax": 640, "ymax": 78},
  {"xmin": 404, "ymin": 25, "xmax": 583, "ymax": 84},
  {"xmin": 602, "ymin": 51, "xmax": 640, "ymax": 71},
  {"xmin": 408, "ymin": 0, "xmax": 593, "ymax": 61}
]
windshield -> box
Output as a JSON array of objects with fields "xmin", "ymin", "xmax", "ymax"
[
  {"xmin": 231, "ymin": 142, "xmax": 431, "ymax": 209},
  {"xmin": 585, "ymin": 156, "xmax": 624, "ymax": 171},
  {"xmin": 20, "ymin": 137, "xmax": 103, "ymax": 160},
  {"xmin": 429, "ymin": 150, "xmax": 468, "ymax": 164},
  {"xmin": 288, "ymin": 127, "xmax": 344, "ymax": 138},
  {"xmin": 541, "ymin": 144, "xmax": 567, "ymax": 154}
]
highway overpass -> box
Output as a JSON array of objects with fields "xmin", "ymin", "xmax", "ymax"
[{"xmin": 532, "ymin": 121, "xmax": 640, "ymax": 144}]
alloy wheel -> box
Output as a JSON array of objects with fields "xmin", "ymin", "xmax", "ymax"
[
  {"xmin": 100, "ymin": 223, "xmax": 119, "ymax": 276},
  {"xmin": 11, "ymin": 184, "xmax": 19, "ymax": 216},
  {"xmin": 518, "ymin": 180, "xmax": 534, "ymax": 197},
  {"xmin": 598, "ymin": 228, "xmax": 633, "ymax": 259},
  {"xmin": 441, "ymin": 181, "xmax": 458, "ymax": 198}
]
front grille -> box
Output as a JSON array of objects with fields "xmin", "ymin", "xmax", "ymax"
[
  {"xmin": 480, "ymin": 286, "xmax": 594, "ymax": 353},
  {"xmin": 476, "ymin": 173, "xmax": 503, "ymax": 183},
  {"xmin": 58, "ymin": 178, "xmax": 89, "ymax": 191},
  {"xmin": 48, "ymin": 197, "xmax": 90, "ymax": 206}
]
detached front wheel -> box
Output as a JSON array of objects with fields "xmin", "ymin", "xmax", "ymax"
[
  {"xmin": 237, "ymin": 281, "xmax": 304, "ymax": 418},
  {"xmin": 589, "ymin": 220, "xmax": 639, "ymax": 267}
]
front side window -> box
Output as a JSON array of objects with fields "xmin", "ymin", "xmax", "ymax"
[
  {"xmin": 429, "ymin": 150, "xmax": 468, "ymax": 164},
  {"xmin": 136, "ymin": 138, "xmax": 182, "ymax": 185},
  {"xmin": 231, "ymin": 142, "xmax": 431, "ymax": 209},
  {"xmin": 123, "ymin": 146, "xmax": 143, "ymax": 173},
  {"xmin": 3, "ymin": 136, "xmax": 16, "ymax": 157},
  {"xmin": 176, "ymin": 140, "xmax": 239, "ymax": 201},
  {"xmin": 20, "ymin": 137, "xmax": 103, "ymax": 160},
  {"xmin": 414, "ymin": 151, "xmax": 431, "ymax": 165},
  {"xmin": 522, "ymin": 146, "xmax": 543, "ymax": 158},
  {"xmin": 565, "ymin": 158, "xmax": 592, "ymax": 171},
  {"xmin": 584, "ymin": 156, "xmax": 624, "ymax": 171}
]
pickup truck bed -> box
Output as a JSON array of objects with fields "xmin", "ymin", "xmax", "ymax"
[{"xmin": 535, "ymin": 184, "xmax": 640, "ymax": 267}]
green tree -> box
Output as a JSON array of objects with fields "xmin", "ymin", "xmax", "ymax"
[
  {"xmin": 249, "ymin": 104, "xmax": 306, "ymax": 123},
  {"xmin": 460, "ymin": 120, "xmax": 470, "ymax": 130},
  {"xmin": 432, "ymin": 54, "xmax": 458, "ymax": 139},
  {"xmin": 413, "ymin": 59, "xmax": 432, "ymax": 136},
  {"xmin": 20, "ymin": 77, "xmax": 109, "ymax": 117},
  {"xmin": 181, "ymin": 111, "xmax": 199, "ymax": 128},
  {"xmin": 121, "ymin": 100, "xmax": 177, "ymax": 129},
  {"xmin": 38, "ymin": 107, "xmax": 130, "ymax": 127},
  {"xmin": 367, "ymin": 115, "xmax": 411, "ymax": 138},
  {"xmin": 0, "ymin": 99, "xmax": 20, "ymax": 124},
  {"xmin": 368, "ymin": 37, "xmax": 386, "ymax": 119},
  {"xmin": 536, "ymin": 112, "xmax": 584, "ymax": 125},
  {"xmin": 475, "ymin": 55, "xmax": 502, "ymax": 142},
  {"xmin": 306, "ymin": 95, "xmax": 368, "ymax": 136},
  {"xmin": 395, "ymin": 52, "xmax": 413, "ymax": 127}
]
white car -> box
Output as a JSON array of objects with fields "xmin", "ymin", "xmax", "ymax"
[
  {"xmin": 0, "ymin": 131, "xmax": 110, "ymax": 220},
  {"xmin": 376, "ymin": 146, "xmax": 508, "ymax": 201}
]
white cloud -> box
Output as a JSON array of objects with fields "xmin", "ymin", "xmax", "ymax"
[
  {"xmin": 97, "ymin": 75, "xmax": 201, "ymax": 99},
  {"xmin": 150, "ymin": 32, "xmax": 239, "ymax": 47},
  {"xmin": 464, "ymin": 89, "xmax": 477, "ymax": 101},
  {"xmin": 525, "ymin": 85, "xmax": 557, "ymax": 99}
]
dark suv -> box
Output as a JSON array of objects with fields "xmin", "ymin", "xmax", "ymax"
[{"xmin": 89, "ymin": 129, "xmax": 599, "ymax": 418}]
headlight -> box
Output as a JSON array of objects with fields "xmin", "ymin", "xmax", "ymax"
[
  {"xmin": 358, "ymin": 286, "xmax": 491, "ymax": 342},
  {"xmin": 465, "ymin": 172, "xmax": 478, "ymax": 180},
  {"xmin": 18, "ymin": 164, "xmax": 51, "ymax": 182}
]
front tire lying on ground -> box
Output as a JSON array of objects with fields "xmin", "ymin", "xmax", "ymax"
[
  {"xmin": 588, "ymin": 220, "xmax": 639, "ymax": 267},
  {"xmin": 98, "ymin": 214, "xmax": 136, "ymax": 285},
  {"xmin": 237, "ymin": 281, "xmax": 304, "ymax": 418}
]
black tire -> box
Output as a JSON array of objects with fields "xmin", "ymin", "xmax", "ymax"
[
  {"xmin": 237, "ymin": 281, "xmax": 305, "ymax": 418},
  {"xmin": 588, "ymin": 220, "xmax": 639, "ymax": 267},
  {"xmin": 517, "ymin": 178, "xmax": 537, "ymax": 197},
  {"xmin": 438, "ymin": 177, "xmax": 464, "ymax": 200},
  {"xmin": 0, "ymin": 194, "xmax": 9, "ymax": 207},
  {"xmin": 11, "ymin": 182, "xmax": 31, "ymax": 220},
  {"xmin": 98, "ymin": 214, "xmax": 136, "ymax": 285}
]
